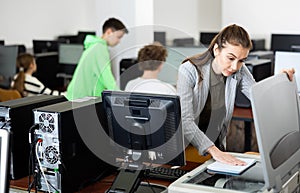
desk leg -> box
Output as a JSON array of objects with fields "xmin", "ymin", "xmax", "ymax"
[{"xmin": 244, "ymin": 121, "xmax": 252, "ymax": 152}]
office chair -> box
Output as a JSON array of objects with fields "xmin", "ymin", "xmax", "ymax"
[{"xmin": 0, "ymin": 88, "xmax": 22, "ymax": 102}]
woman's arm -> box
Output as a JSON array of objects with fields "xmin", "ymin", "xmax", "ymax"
[{"xmin": 177, "ymin": 63, "xmax": 214, "ymax": 155}]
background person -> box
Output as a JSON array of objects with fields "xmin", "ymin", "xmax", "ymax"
[
  {"xmin": 66, "ymin": 17, "xmax": 128, "ymax": 100},
  {"xmin": 11, "ymin": 53, "xmax": 63, "ymax": 97},
  {"xmin": 125, "ymin": 42, "xmax": 176, "ymax": 95}
]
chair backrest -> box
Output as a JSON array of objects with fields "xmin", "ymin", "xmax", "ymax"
[{"xmin": 0, "ymin": 89, "xmax": 22, "ymax": 102}]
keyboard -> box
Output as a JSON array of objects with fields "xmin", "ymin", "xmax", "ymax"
[{"xmin": 146, "ymin": 166, "xmax": 189, "ymax": 181}]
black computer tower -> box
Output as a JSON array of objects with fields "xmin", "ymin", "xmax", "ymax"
[
  {"xmin": 34, "ymin": 52, "xmax": 64, "ymax": 91},
  {"xmin": 248, "ymin": 50, "xmax": 274, "ymax": 75},
  {"xmin": 0, "ymin": 95, "xmax": 67, "ymax": 179},
  {"xmin": 235, "ymin": 59, "xmax": 272, "ymax": 108},
  {"xmin": 33, "ymin": 98, "xmax": 115, "ymax": 193}
]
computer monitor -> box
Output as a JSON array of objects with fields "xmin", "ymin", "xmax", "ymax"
[
  {"xmin": 199, "ymin": 32, "xmax": 218, "ymax": 46},
  {"xmin": 158, "ymin": 46, "xmax": 207, "ymax": 86},
  {"xmin": 34, "ymin": 52, "xmax": 63, "ymax": 90},
  {"xmin": 173, "ymin": 38, "xmax": 195, "ymax": 47},
  {"xmin": 102, "ymin": 90, "xmax": 185, "ymax": 193},
  {"xmin": 270, "ymin": 34, "xmax": 300, "ymax": 52},
  {"xmin": 58, "ymin": 43, "xmax": 84, "ymax": 75},
  {"xmin": 0, "ymin": 45, "xmax": 19, "ymax": 88},
  {"xmin": 57, "ymin": 35, "xmax": 78, "ymax": 44},
  {"xmin": 274, "ymin": 51, "xmax": 300, "ymax": 93},
  {"xmin": 77, "ymin": 31, "xmax": 96, "ymax": 44},
  {"xmin": 154, "ymin": 31, "xmax": 166, "ymax": 46},
  {"xmin": 251, "ymin": 39, "xmax": 266, "ymax": 51},
  {"xmin": 32, "ymin": 40, "xmax": 58, "ymax": 54},
  {"xmin": 0, "ymin": 129, "xmax": 10, "ymax": 193},
  {"xmin": 119, "ymin": 58, "xmax": 141, "ymax": 90},
  {"xmin": 235, "ymin": 58, "xmax": 272, "ymax": 108},
  {"xmin": 250, "ymin": 73, "xmax": 300, "ymax": 192},
  {"xmin": 0, "ymin": 40, "xmax": 4, "ymax": 45},
  {"xmin": 291, "ymin": 45, "xmax": 300, "ymax": 52},
  {"xmin": 58, "ymin": 43, "xmax": 83, "ymax": 65}
]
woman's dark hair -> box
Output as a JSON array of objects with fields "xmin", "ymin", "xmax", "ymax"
[
  {"xmin": 11, "ymin": 53, "xmax": 35, "ymax": 96},
  {"xmin": 183, "ymin": 24, "xmax": 252, "ymax": 82}
]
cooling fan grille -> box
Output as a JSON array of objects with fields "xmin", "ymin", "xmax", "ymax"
[
  {"xmin": 44, "ymin": 146, "xmax": 59, "ymax": 164},
  {"xmin": 38, "ymin": 113, "xmax": 55, "ymax": 133}
]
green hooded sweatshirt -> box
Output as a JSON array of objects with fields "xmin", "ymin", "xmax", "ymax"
[{"xmin": 66, "ymin": 35, "xmax": 118, "ymax": 100}]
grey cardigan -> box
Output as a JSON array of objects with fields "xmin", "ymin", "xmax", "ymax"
[{"xmin": 177, "ymin": 60, "xmax": 256, "ymax": 155}]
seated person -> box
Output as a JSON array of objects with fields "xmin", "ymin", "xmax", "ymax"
[
  {"xmin": 11, "ymin": 53, "xmax": 65, "ymax": 97},
  {"xmin": 124, "ymin": 42, "xmax": 176, "ymax": 95}
]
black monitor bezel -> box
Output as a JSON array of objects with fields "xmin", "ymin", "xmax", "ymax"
[
  {"xmin": 270, "ymin": 34, "xmax": 300, "ymax": 52},
  {"xmin": 32, "ymin": 40, "xmax": 59, "ymax": 54},
  {"xmin": 102, "ymin": 90, "xmax": 186, "ymax": 167}
]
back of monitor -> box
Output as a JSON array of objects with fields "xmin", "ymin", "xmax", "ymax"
[
  {"xmin": 274, "ymin": 51, "xmax": 300, "ymax": 93},
  {"xmin": 250, "ymin": 73, "xmax": 300, "ymax": 192}
]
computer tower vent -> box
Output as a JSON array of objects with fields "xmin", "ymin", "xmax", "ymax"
[
  {"xmin": 38, "ymin": 113, "xmax": 55, "ymax": 133},
  {"xmin": 44, "ymin": 145, "xmax": 59, "ymax": 164},
  {"xmin": 32, "ymin": 99, "xmax": 116, "ymax": 192},
  {"xmin": 0, "ymin": 95, "xmax": 66, "ymax": 179}
]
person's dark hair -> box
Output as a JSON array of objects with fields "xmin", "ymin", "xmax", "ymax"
[
  {"xmin": 102, "ymin": 17, "xmax": 129, "ymax": 34},
  {"xmin": 11, "ymin": 53, "xmax": 35, "ymax": 96},
  {"xmin": 183, "ymin": 24, "xmax": 252, "ymax": 82},
  {"xmin": 137, "ymin": 42, "xmax": 168, "ymax": 71}
]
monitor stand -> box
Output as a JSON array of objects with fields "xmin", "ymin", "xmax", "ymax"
[
  {"xmin": 106, "ymin": 164, "xmax": 144, "ymax": 193},
  {"xmin": 105, "ymin": 163, "xmax": 167, "ymax": 193},
  {"xmin": 135, "ymin": 182, "xmax": 167, "ymax": 193}
]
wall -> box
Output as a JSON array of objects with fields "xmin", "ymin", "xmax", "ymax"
[
  {"xmin": 222, "ymin": 0, "xmax": 300, "ymax": 49},
  {"xmin": 153, "ymin": 0, "xmax": 221, "ymax": 45},
  {"xmin": 0, "ymin": 0, "xmax": 221, "ymax": 48},
  {"xmin": 0, "ymin": 0, "xmax": 155, "ymax": 86},
  {"xmin": 94, "ymin": 0, "xmax": 154, "ymax": 86},
  {"xmin": 0, "ymin": 0, "xmax": 97, "ymax": 48},
  {"xmin": 2, "ymin": 0, "xmax": 300, "ymax": 50},
  {"xmin": 0, "ymin": 0, "xmax": 237, "ymax": 88}
]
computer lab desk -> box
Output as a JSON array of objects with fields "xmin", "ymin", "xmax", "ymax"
[
  {"xmin": 10, "ymin": 162, "xmax": 200, "ymax": 193},
  {"xmin": 9, "ymin": 108, "xmax": 252, "ymax": 192},
  {"xmin": 232, "ymin": 106, "xmax": 254, "ymax": 152}
]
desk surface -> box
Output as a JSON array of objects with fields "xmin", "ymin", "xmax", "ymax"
[
  {"xmin": 9, "ymin": 107, "xmax": 252, "ymax": 192},
  {"xmin": 10, "ymin": 162, "xmax": 200, "ymax": 193},
  {"xmin": 232, "ymin": 106, "xmax": 253, "ymax": 120}
]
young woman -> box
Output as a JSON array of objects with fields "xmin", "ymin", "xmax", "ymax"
[
  {"xmin": 11, "ymin": 53, "xmax": 63, "ymax": 97},
  {"xmin": 177, "ymin": 24, "xmax": 294, "ymax": 165}
]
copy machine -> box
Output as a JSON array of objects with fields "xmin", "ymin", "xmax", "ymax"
[{"xmin": 168, "ymin": 74, "xmax": 300, "ymax": 193}]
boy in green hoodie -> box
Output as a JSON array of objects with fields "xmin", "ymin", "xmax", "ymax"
[{"xmin": 66, "ymin": 18, "xmax": 128, "ymax": 100}]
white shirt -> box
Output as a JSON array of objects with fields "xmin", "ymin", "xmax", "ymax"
[{"xmin": 125, "ymin": 77, "xmax": 176, "ymax": 95}]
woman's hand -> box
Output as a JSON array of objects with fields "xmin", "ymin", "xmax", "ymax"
[
  {"xmin": 280, "ymin": 68, "xmax": 295, "ymax": 81},
  {"xmin": 207, "ymin": 145, "xmax": 246, "ymax": 166}
]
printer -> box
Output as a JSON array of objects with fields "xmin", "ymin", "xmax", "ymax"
[{"xmin": 168, "ymin": 74, "xmax": 300, "ymax": 193}]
